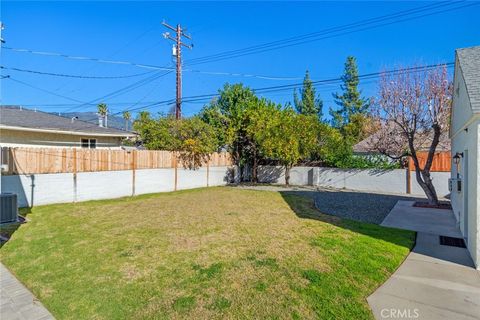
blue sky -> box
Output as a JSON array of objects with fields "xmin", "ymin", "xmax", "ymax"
[{"xmin": 1, "ymin": 1, "xmax": 479, "ymax": 119}]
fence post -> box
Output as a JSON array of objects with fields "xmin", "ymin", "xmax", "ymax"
[
  {"xmin": 406, "ymin": 157, "xmax": 411, "ymax": 194},
  {"xmin": 0, "ymin": 147, "xmax": 2, "ymax": 193},
  {"xmin": 73, "ymin": 148, "xmax": 77, "ymax": 203},
  {"xmin": 174, "ymin": 152, "xmax": 178, "ymax": 191},
  {"xmin": 132, "ymin": 150, "xmax": 136, "ymax": 196},
  {"xmin": 207, "ymin": 160, "xmax": 210, "ymax": 187}
]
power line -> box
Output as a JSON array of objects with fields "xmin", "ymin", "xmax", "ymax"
[
  {"xmin": 184, "ymin": 69, "xmax": 303, "ymax": 81},
  {"xmin": 3, "ymin": 63, "xmax": 306, "ymax": 81},
  {"xmin": 186, "ymin": 1, "xmax": 454, "ymax": 64},
  {"xmin": 106, "ymin": 62, "xmax": 457, "ymax": 118},
  {"xmin": 1, "ymin": 46, "xmax": 175, "ymax": 71},
  {"xmin": 6, "ymin": 77, "xmax": 87, "ymax": 104},
  {"xmin": 1, "ymin": 2, "xmax": 470, "ymax": 83},
  {"xmin": 61, "ymin": 69, "xmax": 174, "ymax": 113},
  {"xmin": 5, "ymin": 64, "xmax": 305, "ymax": 81},
  {"xmin": 53, "ymin": 23, "xmax": 161, "ymax": 94},
  {"xmin": 252, "ymin": 63, "xmax": 455, "ymax": 95},
  {"xmin": 4, "ymin": 70, "xmax": 173, "ymax": 113},
  {"xmin": 47, "ymin": 68, "xmax": 175, "ymax": 128},
  {"xmin": 4, "ymin": 101, "xmax": 167, "ymax": 108},
  {"xmin": 184, "ymin": 1, "xmax": 474, "ymax": 66},
  {"xmin": 7, "ymin": 62, "xmax": 454, "ymax": 135},
  {"xmin": 1, "ymin": 66, "xmax": 158, "ymax": 79}
]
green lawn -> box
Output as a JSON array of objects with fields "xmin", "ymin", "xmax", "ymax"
[{"xmin": 0, "ymin": 187, "xmax": 414, "ymax": 319}]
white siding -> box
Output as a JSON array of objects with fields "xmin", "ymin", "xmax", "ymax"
[
  {"xmin": 450, "ymin": 58, "xmax": 480, "ymax": 269},
  {"xmin": 0, "ymin": 128, "xmax": 124, "ymax": 149}
]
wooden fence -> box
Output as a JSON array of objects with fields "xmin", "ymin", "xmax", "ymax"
[
  {"xmin": 0, "ymin": 147, "xmax": 450, "ymax": 175},
  {"xmin": 0, "ymin": 147, "xmax": 233, "ymax": 175},
  {"xmin": 408, "ymin": 151, "xmax": 451, "ymax": 172}
]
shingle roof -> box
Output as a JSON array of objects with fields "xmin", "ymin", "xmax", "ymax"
[
  {"xmin": 456, "ymin": 46, "xmax": 480, "ymax": 113},
  {"xmin": 0, "ymin": 106, "xmax": 134, "ymax": 137},
  {"xmin": 353, "ymin": 129, "xmax": 451, "ymax": 154}
]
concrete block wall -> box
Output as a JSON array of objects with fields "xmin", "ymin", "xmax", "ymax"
[
  {"xmin": 411, "ymin": 171, "xmax": 450, "ymax": 198},
  {"xmin": 257, "ymin": 166, "xmax": 450, "ymax": 197},
  {"xmin": 2, "ymin": 173, "xmax": 75, "ymax": 207},
  {"xmin": 76, "ymin": 171, "xmax": 133, "ymax": 202},
  {"xmin": 135, "ymin": 169, "xmax": 175, "ymax": 195},
  {"xmin": 1, "ymin": 166, "xmax": 233, "ymax": 207}
]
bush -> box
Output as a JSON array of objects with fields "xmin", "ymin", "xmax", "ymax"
[{"xmin": 334, "ymin": 154, "xmax": 400, "ymax": 169}]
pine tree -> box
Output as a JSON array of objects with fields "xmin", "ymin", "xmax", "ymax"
[
  {"xmin": 293, "ymin": 70, "xmax": 324, "ymax": 121},
  {"xmin": 330, "ymin": 56, "xmax": 368, "ymax": 142}
]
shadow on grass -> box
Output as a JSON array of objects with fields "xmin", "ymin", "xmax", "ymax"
[
  {"xmin": 0, "ymin": 207, "xmax": 32, "ymax": 248},
  {"xmin": 279, "ymin": 190, "xmax": 416, "ymax": 249}
]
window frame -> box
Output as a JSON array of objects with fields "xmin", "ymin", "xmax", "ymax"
[{"xmin": 80, "ymin": 138, "xmax": 97, "ymax": 149}]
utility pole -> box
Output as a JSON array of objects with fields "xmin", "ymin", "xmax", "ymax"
[{"xmin": 162, "ymin": 21, "xmax": 192, "ymax": 119}]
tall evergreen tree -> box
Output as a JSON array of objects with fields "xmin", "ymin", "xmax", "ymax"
[
  {"xmin": 329, "ymin": 56, "xmax": 368, "ymax": 143},
  {"xmin": 293, "ymin": 70, "xmax": 324, "ymax": 121},
  {"xmin": 330, "ymin": 56, "xmax": 367, "ymax": 128}
]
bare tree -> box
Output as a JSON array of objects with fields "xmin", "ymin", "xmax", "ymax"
[{"xmin": 369, "ymin": 65, "xmax": 452, "ymax": 205}]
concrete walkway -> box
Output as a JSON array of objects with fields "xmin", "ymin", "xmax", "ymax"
[
  {"xmin": 381, "ymin": 200, "xmax": 462, "ymax": 238},
  {"xmin": 368, "ymin": 202, "xmax": 480, "ymax": 320},
  {"xmin": 0, "ymin": 263, "xmax": 54, "ymax": 320}
]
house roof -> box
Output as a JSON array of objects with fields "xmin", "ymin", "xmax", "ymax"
[
  {"xmin": 0, "ymin": 106, "xmax": 135, "ymax": 137},
  {"xmin": 354, "ymin": 129, "xmax": 451, "ymax": 154},
  {"xmin": 456, "ymin": 46, "xmax": 480, "ymax": 113}
]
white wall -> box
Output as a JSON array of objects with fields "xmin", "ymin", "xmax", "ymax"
[
  {"xmin": 135, "ymin": 169, "xmax": 175, "ymax": 195},
  {"xmin": 450, "ymin": 119, "xmax": 479, "ymax": 269},
  {"xmin": 1, "ymin": 167, "xmax": 233, "ymax": 207},
  {"xmin": 257, "ymin": 166, "xmax": 450, "ymax": 197},
  {"xmin": 208, "ymin": 166, "xmax": 232, "ymax": 186},
  {"xmin": 449, "ymin": 56, "xmax": 480, "ymax": 270},
  {"xmin": 75, "ymin": 170, "xmax": 133, "ymax": 202},
  {"xmin": 409, "ymin": 171, "xmax": 450, "ymax": 199},
  {"xmin": 177, "ymin": 168, "xmax": 208, "ymax": 190},
  {"xmin": 1, "ymin": 173, "xmax": 75, "ymax": 207}
]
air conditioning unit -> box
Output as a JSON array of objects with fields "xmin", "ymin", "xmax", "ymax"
[{"xmin": 0, "ymin": 193, "xmax": 18, "ymax": 224}]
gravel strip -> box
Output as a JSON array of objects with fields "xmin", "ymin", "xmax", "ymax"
[
  {"xmin": 231, "ymin": 184, "xmax": 422, "ymax": 224},
  {"xmin": 311, "ymin": 188, "xmax": 422, "ymax": 224}
]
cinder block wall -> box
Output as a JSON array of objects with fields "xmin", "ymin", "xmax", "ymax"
[
  {"xmin": 1, "ymin": 166, "xmax": 233, "ymax": 207},
  {"xmin": 257, "ymin": 166, "xmax": 450, "ymax": 197}
]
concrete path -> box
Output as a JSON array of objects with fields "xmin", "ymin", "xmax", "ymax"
[
  {"xmin": 368, "ymin": 202, "xmax": 480, "ymax": 320},
  {"xmin": 0, "ymin": 263, "xmax": 54, "ymax": 320},
  {"xmin": 381, "ymin": 200, "xmax": 462, "ymax": 238}
]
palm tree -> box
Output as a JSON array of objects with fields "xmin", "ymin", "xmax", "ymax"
[
  {"xmin": 123, "ymin": 111, "xmax": 131, "ymax": 131},
  {"xmin": 97, "ymin": 103, "xmax": 108, "ymax": 127}
]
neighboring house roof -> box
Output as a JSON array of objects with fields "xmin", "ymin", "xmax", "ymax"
[
  {"xmin": 354, "ymin": 130, "xmax": 451, "ymax": 154},
  {"xmin": 0, "ymin": 106, "xmax": 135, "ymax": 137},
  {"xmin": 456, "ymin": 46, "xmax": 480, "ymax": 113},
  {"xmin": 60, "ymin": 112, "xmax": 133, "ymax": 131}
]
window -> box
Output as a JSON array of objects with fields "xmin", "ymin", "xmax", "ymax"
[
  {"xmin": 81, "ymin": 139, "xmax": 89, "ymax": 148},
  {"xmin": 81, "ymin": 138, "xmax": 97, "ymax": 149}
]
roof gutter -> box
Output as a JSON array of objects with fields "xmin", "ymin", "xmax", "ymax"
[{"xmin": 0, "ymin": 125, "xmax": 136, "ymax": 138}]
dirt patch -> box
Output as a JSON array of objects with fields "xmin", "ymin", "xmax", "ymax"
[{"xmin": 413, "ymin": 201, "xmax": 452, "ymax": 210}]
